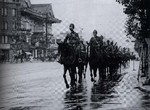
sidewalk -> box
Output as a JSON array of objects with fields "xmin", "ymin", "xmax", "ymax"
[
  {"xmin": 134, "ymin": 60, "xmax": 150, "ymax": 93},
  {"xmin": 138, "ymin": 76, "xmax": 150, "ymax": 93}
]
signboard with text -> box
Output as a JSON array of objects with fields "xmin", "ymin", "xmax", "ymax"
[{"xmin": 0, "ymin": 44, "xmax": 10, "ymax": 49}]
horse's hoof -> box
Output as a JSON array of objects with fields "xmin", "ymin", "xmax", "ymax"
[
  {"xmin": 93, "ymin": 81, "xmax": 97, "ymax": 85},
  {"xmin": 70, "ymin": 85, "xmax": 76, "ymax": 90},
  {"xmin": 78, "ymin": 78, "xmax": 82, "ymax": 83},
  {"xmin": 75, "ymin": 79, "xmax": 77, "ymax": 82},
  {"xmin": 91, "ymin": 78, "xmax": 94, "ymax": 82},
  {"xmin": 66, "ymin": 84, "xmax": 69, "ymax": 89}
]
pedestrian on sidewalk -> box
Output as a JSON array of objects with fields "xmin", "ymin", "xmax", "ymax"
[{"xmin": 29, "ymin": 55, "xmax": 33, "ymax": 62}]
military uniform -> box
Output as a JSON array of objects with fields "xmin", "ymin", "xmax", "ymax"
[
  {"xmin": 58, "ymin": 31, "xmax": 80, "ymax": 64},
  {"xmin": 64, "ymin": 31, "xmax": 80, "ymax": 44},
  {"xmin": 89, "ymin": 35, "xmax": 103, "ymax": 47}
]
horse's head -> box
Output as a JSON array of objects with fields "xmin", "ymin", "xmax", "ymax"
[{"xmin": 58, "ymin": 42, "xmax": 74, "ymax": 56}]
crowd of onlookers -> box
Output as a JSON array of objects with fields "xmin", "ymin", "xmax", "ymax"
[{"xmin": 0, "ymin": 53, "xmax": 59, "ymax": 64}]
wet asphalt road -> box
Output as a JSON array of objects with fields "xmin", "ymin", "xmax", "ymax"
[{"xmin": 0, "ymin": 61, "xmax": 150, "ymax": 110}]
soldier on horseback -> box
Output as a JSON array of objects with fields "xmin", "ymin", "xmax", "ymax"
[
  {"xmin": 89, "ymin": 30, "xmax": 105, "ymax": 82},
  {"xmin": 58, "ymin": 23, "xmax": 81, "ymax": 88},
  {"xmin": 58, "ymin": 24, "xmax": 80, "ymax": 64},
  {"xmin": 64, "ymin": 24, "xmax": 80, "ymax": 44},
  {"xmin": 89, "ymin": 30, "xmax": 103, "ymax": 48}
]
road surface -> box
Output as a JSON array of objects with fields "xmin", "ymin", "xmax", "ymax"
[{"xmin": 0, "ymin": 61, "xmax": 150, "ymax": 110}]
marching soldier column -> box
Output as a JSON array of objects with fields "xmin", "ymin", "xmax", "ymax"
[{"xmin": 58, "ymin": 24, "xmax": 133, "ymax": 88}]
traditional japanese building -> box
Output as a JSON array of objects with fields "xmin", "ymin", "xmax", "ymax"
[
  {"xmin": 21, "ymin": 1, "xmax": 61, "ymax": 59},
  {"xmin": 0, "ymin": 0, "xmax": 61, "ymax": 61}
]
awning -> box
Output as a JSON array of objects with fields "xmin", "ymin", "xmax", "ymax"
[{"xmin": 25, "ymin": 52, "xmax": 32, "ymax": 55}]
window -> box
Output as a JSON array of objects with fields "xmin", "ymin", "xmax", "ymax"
[
  {"xmin": 5, "ymin": 36, "xmax": 8, "ymax": 43},
  {"xmin": 12, "ymin": 9, "xmax": 16, "ymax": 16},
  {"xmin": 1, "ymin": 8, "xmax": 7, "ymax": 16},
  {"xmin": 2, "ymin": 22, "xmax": 8, "ymax": 30},
  {"xmin": 1, "ymin": 8, "xmax": 3, "ymax": 15},
  {"xmin": 4, "ymin": 8, "xmax": 7, "ymax": 16},
  {"xmin": 1, "ymin": 36, "xmax": 8, "ymax": 44},
  {"xmin": 2, "ymin": 36, "xmax": 4, "ymax": 43},
  {"xmin": 13, "ymin": 23, "xmax": 16, "ymax": 29},
  {"xmin": 4, "ymin": 22, "xmax": 8, "ymax": 30}
]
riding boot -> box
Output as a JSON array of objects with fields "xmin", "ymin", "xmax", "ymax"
[
  {"xmin": 78, "ymin": 75, "xmax": 82, "ymax": 83},
  {"xmin": 78, "ymin": 69, "xmax": 82, "ymax": 83},
  {"xmin": 91, "ymin": 77, "xmax": 94, "ymax": 82}
]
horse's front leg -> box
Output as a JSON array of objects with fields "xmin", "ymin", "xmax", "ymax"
[
  {"xmin": 78, "ymin": 64, "xmax": 83, "ymax": 84},
  {"xmin": 93, "ymin": 68, "xmax": 97, "ymax": 83},
  {"xmin": 84, "ymin": 63, "xmax": 88, "ymax": 78},
  {"xmin": 90, "ymin": 66, "xmax": 94, "ymax": 82},
  {"xmin": 99, "ymin": 66, "xmax": 106, "ymax": 82},
  {"xmin": 63, "ymin": 65, "xmax": 69, "ymax": 89},
  {"xmin": 70, "ymin": 66, "xmax": 76, "ymax": 87},
  {"xmin": 75, "ymin": 67, "xmax": 77, "ymax": 82}
]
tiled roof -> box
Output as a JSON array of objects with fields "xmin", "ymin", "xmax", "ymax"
[
  {"xmin": 21, "ymin": 7, "xmax": 44, "ymax": 20},
  {"xmin": 20, "ymin": 0, "xmax": 61, "ymax": 23},
  {"xmin": 31, "ymin": 4, "xmax": 54, "ymax": 17},
  {"xmin": 20, "ymin": 0, "xmax": 31, "ymax": 8},
  {"xmin": 31, "ymin": 4, "xmax": 61, "ymax": 23}
]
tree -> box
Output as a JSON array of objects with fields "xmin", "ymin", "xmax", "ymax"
[
  {"xmin": 116, "ymin": 0, "xmax": 150, "ymax": 42},
  {"xmin": 116, "ymin": 0, "xmax": 150, "ymax": 84}
]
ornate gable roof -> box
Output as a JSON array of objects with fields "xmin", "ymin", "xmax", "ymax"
[{"xmin": 31, "ymin": 4, "xmax": 54, "ymax": 17}]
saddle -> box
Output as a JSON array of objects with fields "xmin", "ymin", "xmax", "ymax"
[{"xmin": 58, "ymin": 43, "xmax": 77, "ymax": 65}]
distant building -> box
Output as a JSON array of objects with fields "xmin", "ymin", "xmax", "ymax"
[
  {"xmin": 30, "ymin": 3, "xmax": 61, "ymax": 58},
  {"xmin": 0, "ymin": 0, "xmax": 61, "ymax": 61},
  {"xmin": 0, "ymin": 0, "xmax": 21, "ymax": 61}
]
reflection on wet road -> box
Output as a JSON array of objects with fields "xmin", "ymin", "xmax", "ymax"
[{"xmin": 0, "ymin": 61, "xmax": 150, "ymax": 110}]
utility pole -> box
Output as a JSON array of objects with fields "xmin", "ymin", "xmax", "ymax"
[
  {"xmin": 45, "ymin": 13, "xmax": 48, "ymax": 57},
  {"xmin": 45, "ymin": 13, "xmax": 48, "ymax": 48}
]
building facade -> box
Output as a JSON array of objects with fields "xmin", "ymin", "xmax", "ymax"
[
  {"xmin": 21, "ymin": 1, "xmax": 61, "ymax": 60},
  {"xmin": 0, "ymin": 0, "xmax": 61, "ymax": 61},
  {"xmin": 0, "ymin": 0, "xmax": 21, "ymax": 61}
]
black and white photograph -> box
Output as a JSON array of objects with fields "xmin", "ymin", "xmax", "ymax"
[{"xmin": 0, "ymin": 0, "xmax": 150, "ymax": 110}]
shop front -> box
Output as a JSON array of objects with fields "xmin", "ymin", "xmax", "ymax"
[{"xmin": 0, "ymin": 44, "xmax": 10, "ymax": 62}]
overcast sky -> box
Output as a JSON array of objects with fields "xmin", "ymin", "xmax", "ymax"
[{"xmin": 30, "ymin": 0, "xmax": 134, "ymax": 50}]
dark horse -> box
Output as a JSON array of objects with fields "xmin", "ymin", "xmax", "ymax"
[
  {"xmin": 58, "ymin": 42, "xmax": 77, "ymax": 88},
  {"xmin": 76, "ymin": 41, "xmax": 89, "ymax": 81},
  {"xmin": 89, "ymin": 44, "xmax": 105, "ymax": 83},
  {"xmin": 58, "ymin": 42, "xmax": 88, "ymax": 88}
]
